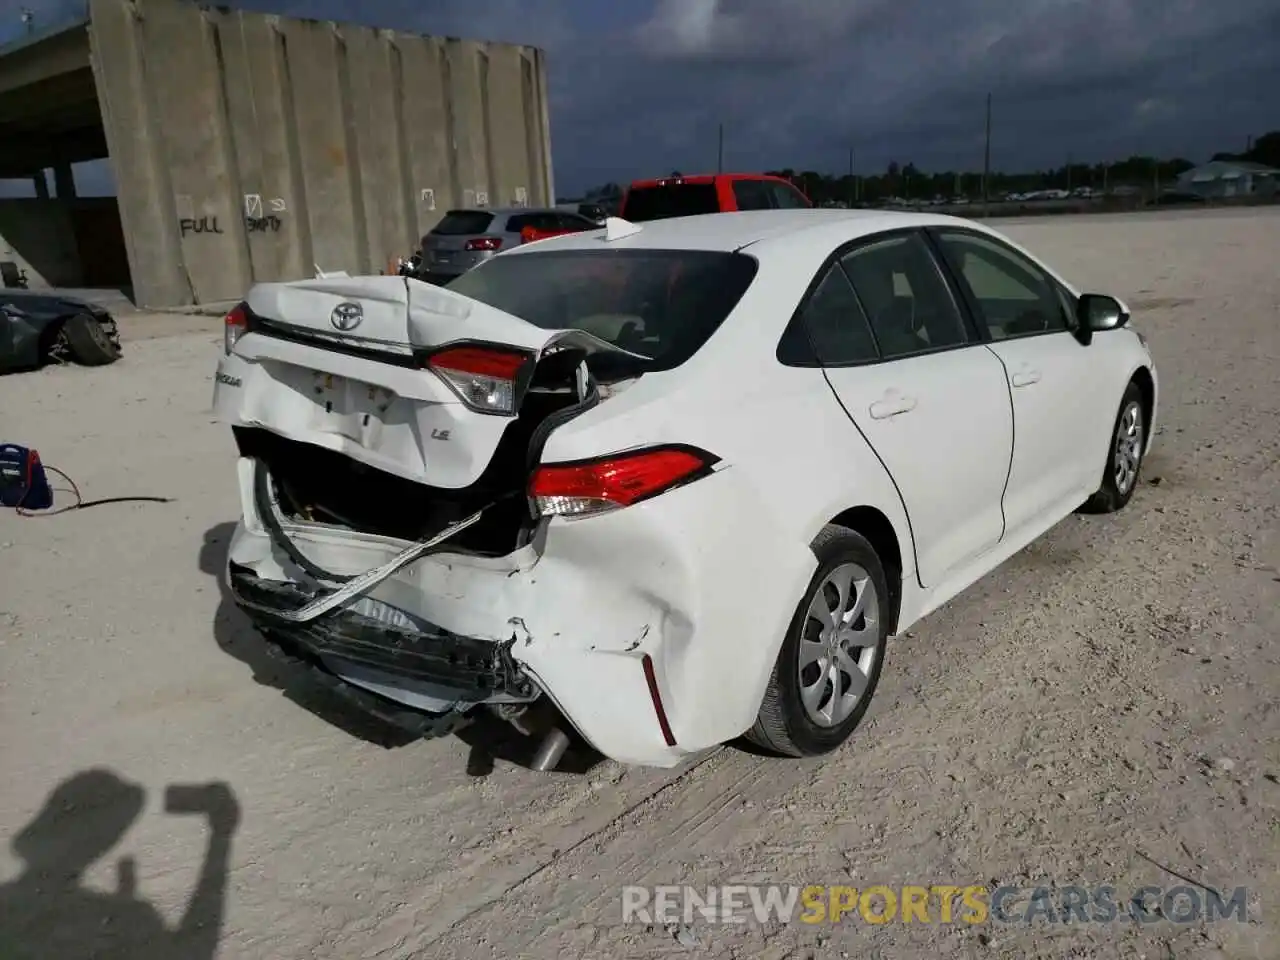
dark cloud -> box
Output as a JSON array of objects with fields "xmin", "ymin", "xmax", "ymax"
[{"xmin": 4, "ymin": 0, "xmax": 1277, "ymax": 197}]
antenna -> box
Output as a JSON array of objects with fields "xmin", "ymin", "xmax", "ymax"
[{"xmin": 601, "ymin": 217, "xmax": 642, "ymax": 242}]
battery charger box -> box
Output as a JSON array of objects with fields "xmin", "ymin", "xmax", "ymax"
[{"xmin": 0, "ymin": 443, "xmax": 53, "ymax": 511}]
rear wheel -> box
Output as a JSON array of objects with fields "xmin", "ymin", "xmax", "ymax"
[
  {"xmin": 61, "ymin": 313, "xmax": 122, "ymax": 366},
  {"xmin": 747, "ymin": 524, "xmax": 889, "ymax": 758},
  {"xmin": 1082, "ymin": 381, "xmax": 1145, "ymax": 513}
]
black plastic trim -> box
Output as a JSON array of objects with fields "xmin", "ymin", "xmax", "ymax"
[{"xmin": 251, "ymin": 316, "xmax": 421, "ymax": 369}]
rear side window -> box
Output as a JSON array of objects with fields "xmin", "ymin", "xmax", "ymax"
[
  {"xmin": 839, "ymin": 234, "xmax": 970, "ymax": 359},
  {"xmin": 431, "ymin": 211, "xmax": 495, "ymax": 235},
  {"xmin": 622, "ymin": 184, "xmax": 720, "ymax": 222},
  {"xmin": 445, "ymin": 249, "xmax": 758, "ymax": 372}
]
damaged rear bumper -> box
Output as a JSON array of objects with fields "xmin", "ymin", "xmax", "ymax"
[
  {"xmin": 224, "ymin": 437, "xmax": 818, "ymax": 768},
  {"xmin": 229, "ymin": 562, "xmax": 537, "ymax": 702}
]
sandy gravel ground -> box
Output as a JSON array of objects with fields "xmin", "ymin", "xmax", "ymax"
[{"xmin": 1, "ymin": 207, "xmax": 1277, "ymax": 960}]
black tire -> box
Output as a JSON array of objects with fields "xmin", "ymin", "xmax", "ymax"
[
  {"xmin": 747, "ymin": 524, "xmax": 890, "ymax": 758},
  {"xmin": 1082, "ymin": 380, "xmax": 1146, "ymax": 514},
  {"xmin": 61, "ymin": 313, "xmax": 122, "ymax": 366}
]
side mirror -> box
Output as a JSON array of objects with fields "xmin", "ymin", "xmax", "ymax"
[{"xmin": 1078, "ymin": 293, "xmax": 1129, "ymax": 330}]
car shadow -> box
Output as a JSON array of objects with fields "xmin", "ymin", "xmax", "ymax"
[
  {"xmin": 201, "ymin": 523, "xmax": 604, "ymax": 776},
  {"xmin": 0, "ymin": 769, "xmax": 239, "ymax": 960}
]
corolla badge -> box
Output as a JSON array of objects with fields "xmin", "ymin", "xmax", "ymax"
[{"xmin": 330, "ymin": 301, "xmax": 363, "ymax": 331}]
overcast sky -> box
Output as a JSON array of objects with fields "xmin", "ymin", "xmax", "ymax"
[{"xmin": 3, "ymin": 0, "xmax": 1278, "ymax": 196}]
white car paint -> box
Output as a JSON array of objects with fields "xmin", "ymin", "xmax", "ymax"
[{"xmin": 211, "ymin": 209, "xmax": 1158, "ymax": 768}]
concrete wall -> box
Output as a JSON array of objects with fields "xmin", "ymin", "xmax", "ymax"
[{"xmin": 86, "ymin": 0, "xmax": 553, "ymax": 308}]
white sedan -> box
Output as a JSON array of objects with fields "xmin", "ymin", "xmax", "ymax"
[{"xmin": 211, "ymin": 209, "xmax": 1157, "ymax": 770}]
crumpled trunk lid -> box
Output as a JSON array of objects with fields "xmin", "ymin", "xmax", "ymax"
[{"xmin": 225, "ymin": 274, "xmax": 636, "ymax": 492}]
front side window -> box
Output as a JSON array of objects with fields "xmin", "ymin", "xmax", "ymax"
[
  {"xmin": 446, "ymin": 249, "xmax": 758, "ymax": 372},
  {"xmin": 933, "ymin": 231, "xmax": 1069, "ymax": 339},
  {"xmin": 839, "ymin": 233, "xmax": 970, "ymax": 359}
]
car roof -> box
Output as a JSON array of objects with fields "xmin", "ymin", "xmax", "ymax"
[{"xmin": 503, "ymin": 209, "xmax": 987, "ymax": 256}]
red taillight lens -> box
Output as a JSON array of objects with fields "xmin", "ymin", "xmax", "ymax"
[
  {"xmin": 425, "ymin": 345, "xmax": 532, "ymax": 414},
  {"xmin": 224, "ymin": 302, "xmax": 250, "ymax": 355},
  {"xmin": 529, "ymin": 445, "xmax": 718, "ymax": 518},
  {"xmin": 464, "ymin": 236, "xmax": 503, "ymax": 252}
]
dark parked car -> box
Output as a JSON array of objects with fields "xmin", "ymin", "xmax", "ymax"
[{"xmin": 0, "ymin": 291, "xmax": 122, "ymax": 373}]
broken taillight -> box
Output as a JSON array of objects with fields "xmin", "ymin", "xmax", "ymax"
[
  {"xmin": 528, "ymin": 445, "xmax": 719, "ymax": 519},
  {"xmin": 464, "ymin": 236, "xmax": 503, "ymax": 251},
  {"xmin": 425, "ymin": 345, "xmax": 533, "ymax": 415},
  {"xmin": 224, "ymin": 302, "xmax": 252, "ymax": 355}
]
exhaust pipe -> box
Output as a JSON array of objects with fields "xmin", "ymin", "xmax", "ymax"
[{"xmin": 530, "ymin": 727, "xmax": 571, "ymax": 772}]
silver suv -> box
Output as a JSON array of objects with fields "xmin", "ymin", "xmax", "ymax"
[{"xmin": 417, "ymin": 207, "xmax": 599, "ymax": 283}]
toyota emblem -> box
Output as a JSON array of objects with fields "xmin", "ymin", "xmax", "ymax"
[{"xmin": 330, "ymin": 301, "xmax": 363, "ymax": 331}]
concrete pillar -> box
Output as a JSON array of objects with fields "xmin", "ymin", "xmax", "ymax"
[
  {"xmin": 536, "ymin": 50, "xmax": 554, "ymax": 205},
  {"xmin": 88, "ymin": 0, "xmax": 191, "ymax": 307},
  {"xmin": 214, "ymin": 11, "xmax": 310, "ymax": 285},
  {"xmin": 140, "ymin": 0, "xmax": 251, "ymax": 303},
  {"xmin": 281, "ymin": 18, "xmax": 361, "ymax": 275},
  {"xmin": 343, "ymin": 28, "xmax": 415, "ymax": 271},
  {"xmin": 486, "ymin": 45, "xmax": 528, "ymax": 209},
  {"xmin": 32, "ymin": 171, "xmax": 50, "ymax": 199},
  {"xmin": 54, "ymin": 163, "xmax": 77, "ymax": 199},
  {"xmin": 398, "ymin": 36, "xmax": 458, "ymax": 239},
  {"xmin": 448, "ymin": 41, "xmax": 489, "ymax": 209},
  {"xmin": 82, "ymin": 0, "xmax": 553, "ymax": 306}
]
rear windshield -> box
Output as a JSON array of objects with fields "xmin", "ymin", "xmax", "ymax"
[
  {"xmin": 445, "ymin": 249, "xmax": 758, "ymax": 372},
  {"xmin": 431, "ymin": 210, "xmax": 495, "ymax": 235},
  {"xmin": 622, "ymin": 184, "xmax": 720, "ymax": 222}
]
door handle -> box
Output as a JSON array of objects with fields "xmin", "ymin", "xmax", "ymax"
[
  {"xmin": 869, "ymin": 395, "xmax": 917, "ymax": 419},
  {"xmin": 1011, "ymin": 370, "xmax": 1041, "ymax": 387}
]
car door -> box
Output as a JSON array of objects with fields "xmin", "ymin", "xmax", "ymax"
[
  {"xmin": 802, "ymin": 230, "xmax": 1014, "ymax": 587},
  {"xmin": 928, "ymin": 228, "xmax": 1111, "ymax": 535}
]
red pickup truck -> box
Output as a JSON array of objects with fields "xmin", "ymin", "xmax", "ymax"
[{"xmin": 619, "ymin": 173, "xmax": 811, "ymax": 222}]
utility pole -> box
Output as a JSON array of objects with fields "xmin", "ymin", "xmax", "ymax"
[
  {"xmin": 848, "ymin": 145, "xmax": 855, "ymax": 206},
  {"xmin": 717, "ymin": 124, "xmax": 724, "ymax": 174},
  {"xmin": 981, "ymin": 92, "xmax": 992, "ymax": 216},
  {"xmin": 20, "ymin": 8, "xmax": 34, "ymax": 34}
]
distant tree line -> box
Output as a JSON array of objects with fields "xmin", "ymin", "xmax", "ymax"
[{"xmin": 575, "ymin": 130, "xmax": 1280, "ymax": 205}]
